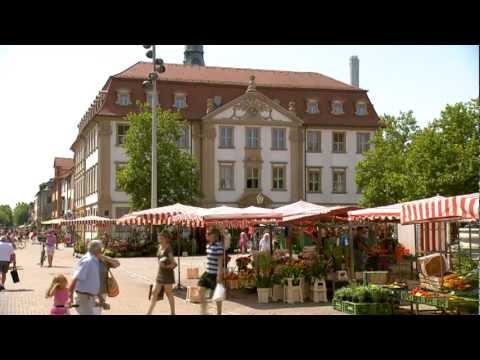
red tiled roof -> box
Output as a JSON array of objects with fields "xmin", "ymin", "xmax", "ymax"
[
  {"xmin": 54, "ymin": 157, "xmax": 74, "ymax": 169},
  {"xmin": 113, "ymin": 62, "xmax": 361, "ymax": 91}
]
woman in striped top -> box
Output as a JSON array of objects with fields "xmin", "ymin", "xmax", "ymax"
[{"xmin": 198, "ymin": 227, "xmax": 224, "ymax": 315}]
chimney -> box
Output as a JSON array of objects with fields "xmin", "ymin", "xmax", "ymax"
[{"xmin": 350, "ymin": 56, "xmax": 359, "ymax": 87}]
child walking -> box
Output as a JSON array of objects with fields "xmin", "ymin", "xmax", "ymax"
[{"xmin": 46, "ymin": 274, "xmax": 71, "ymax": 315}]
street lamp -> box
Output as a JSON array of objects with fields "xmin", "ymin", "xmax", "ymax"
[{"xmin": 142, "ymin": 45, "xmax": 165, "ymax": 209}]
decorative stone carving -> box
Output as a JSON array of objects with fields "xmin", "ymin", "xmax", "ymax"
[
  {"xmin": 246, "ymin": 75, "xmax": 256, "ymax": 93},
  {"xmin": 238, "ymin": 192, "xmax": 273, "ymax": 208}
]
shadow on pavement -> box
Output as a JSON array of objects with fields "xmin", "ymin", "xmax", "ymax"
[{"xmin": 4, "ymin": 289, "xmax": 34, "ymax": 293}]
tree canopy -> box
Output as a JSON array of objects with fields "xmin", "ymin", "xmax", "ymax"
[
  {"xmin": 117, "ymin": 104, "xmax": 201, "ymax": 210},
  {"xmin": 356, "ymin": 99, "xmax": 479, "ymax": 207},
  {"xmin": 0, "ymin": 205, "xmax": 13, "ymax": 227},
  {"xmin": 13, "ymin": 202, "xmax": 29, "ymax": 226}
]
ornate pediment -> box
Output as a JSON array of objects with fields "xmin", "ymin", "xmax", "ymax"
[{"xmin": 203, "ymin": 75, "xmax": 304, "ymax": 126}]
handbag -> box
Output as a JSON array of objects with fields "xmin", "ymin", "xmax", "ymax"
[
  {"xmin": 10, "ymin": 265, "xmax": 20, "ymax": 283},
  {"xmin": 106, "ymin": 269, "xmax": 119, "ymax": 297}
]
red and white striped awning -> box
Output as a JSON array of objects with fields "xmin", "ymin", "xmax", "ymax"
[
  {"xmin": 62, "ymin": 216, "xmax": 117, "ymax": 226},
  {"xmin": 348, "ymin": 203, "xmax": 401, "ymax": 222},
  {"xmin": 170, "ymin": 205, "xmax": 283, "ymax": 228},
  {"xmin": 116, "ymin": 203, "xmax": 205, "ymax": 226},
  {"xmin": 400, "ymin": 193, "xmax": 479, "ymax": 225}
]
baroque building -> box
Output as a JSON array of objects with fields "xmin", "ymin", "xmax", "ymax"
[{"xmin": 71, "ymin": 47, "xmax": 379, "ymax": 216}]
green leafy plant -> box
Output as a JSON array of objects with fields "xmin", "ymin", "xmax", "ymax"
[{"xmin": 256, "ymin": 275, "xmax": 273, "ymax": 288}]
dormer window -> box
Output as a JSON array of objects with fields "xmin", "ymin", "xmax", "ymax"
[
  {"xmin": 306, "ymin": 99, "xmax": 319, "ymax": 114},
  {"xmin": 116, "ymin": 90, "xmax": 131, "ymax": 106},
  {"xmin": 174, "ymin": 93, "xmax": 187, "ymax": 109},
  {"xmin": 355, "ymin": 101, "xmax": 368, "ymax": 116},
  {"xmin": 214, "ymin": 96, "xmax": 222, "ymax": 108},
  {"xmin": 331, "ymin": 100, "xmax": 344, "ymax": 115}
]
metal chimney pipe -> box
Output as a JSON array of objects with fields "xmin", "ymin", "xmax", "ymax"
[{"xmin": 350, "ymin": 56, "xmax": 359, "ymax": 87}]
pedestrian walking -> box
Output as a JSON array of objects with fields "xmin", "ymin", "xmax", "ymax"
[
  {"xmin": 46, "ymin": 274, "xmax": 71, "ymax": 315},
  {"xmin": 198, "ymin": 227, "xmax": 224, "ymax": 315},
  {"xmin": 68, "ymin": 240, "xmax": 102, "ymax": 315},
  {"xmin": 239, "ymin": 229, "xmax": 248, "ymax": 254},
  {"xmin": 95, "ymin": 250, "xmax": 120, "ymax": 315},
  {"xmin": 45, "ymin": 230, "xmax": 56, "ymax": 267},
  {"xmin": 259, "ymin": 232, "xmax": 271, "ymax": 253},
  {"xmin": 0, "ymin": 235, "xmax": 16, "ymax": 291},
  {"xmin": 146, "ymin": 230, "xmax": 177, "ymax": 315}
]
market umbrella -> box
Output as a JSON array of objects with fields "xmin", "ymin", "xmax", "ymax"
[{"xmin": 41, "ymin": 218, "xmax": 64, "ymax": 226}]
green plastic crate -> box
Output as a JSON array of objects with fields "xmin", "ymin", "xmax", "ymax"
[
  {"xmin": 333, "ymin": 299, "xmax": 344, "ymax": 312},
  {"xmin": 374, "ymin": 303, "xmax": 393, "ymax": 315},
  {"xmin": 342, "ymin": 301, "xmax": 374, "ymax": 315}
]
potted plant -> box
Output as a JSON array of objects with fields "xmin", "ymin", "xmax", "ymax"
[
  {"xmin": 254, "ymin": 252, "xmax": 273, "ymax": 303},
  {"xmin": 271, "ymin": 273, "xmax": 284, "ymax": 302}
]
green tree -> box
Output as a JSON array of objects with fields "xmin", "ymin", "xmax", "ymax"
[
  {"xmin": 13, "ymin": 202, "xmax": 29, "ymax": 226},
  {"xmin": 355, "ymin": 111, "xmax": 419, "ymax": 207},
  {"xmin": 406, "ymin": 98, "xmax": 479, "ymax": 198},
  {"xmin": 117, "ymin": 104, "xmax": 201, "ymax": 210},
  {"xmin": 0, "ymin": 205, "xmax": 13, "ymax": 227}
]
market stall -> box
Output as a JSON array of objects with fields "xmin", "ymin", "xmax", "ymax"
[
  {"xmin": 62, "ymin": 215, "xmax": 117, "ymax": 256},
  {"xmin": 399, "ymin": 193, "xmax": 479, "ymax": 314}
]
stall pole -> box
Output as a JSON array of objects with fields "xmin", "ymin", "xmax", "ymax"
[
  {"xmin": 468, "ymin": 223, "xmax": 472, "ymax": 259},
  {"xmin": 348, "ymin": 223, "xmax": 354, "ymax": 278},
  {"xmin": 174, "ymin": 225, "xmax": 185, "ymax": 292}
]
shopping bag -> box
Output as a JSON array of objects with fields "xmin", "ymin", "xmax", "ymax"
[
  {"xmin": 212, "ymin": 283, "xmax": 226, "ymax": 302},
  {"xmin": 106, "ymin": 269, "xmax": 119, "ymax": 297},
  {"xmin": 10, "ymin": 266, "xmax": 20, "ymax": 283}
]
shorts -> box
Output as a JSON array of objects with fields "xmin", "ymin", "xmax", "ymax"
[
  {"xmin": 46, "ymin": 245, "xmax": 55, "ymax": 256},
  {"xmin": 198, "ymin": 272, "xmax": 217, "ymax": 290},
  {"xmin": 0, "ymin": 261, "xmax": 10, "ymax": 274}
]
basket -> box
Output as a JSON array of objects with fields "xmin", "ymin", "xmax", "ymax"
[
  {"xmin": 418, "ymin": 273, "xmax": 443, "ymax": 291},
  {"xmin": 186, "ymin": 268, "xmax": 199, "ymax": 279},
  {"xmin": 226, "ymin": 279, "xmax": 239, "ymax": 290}
]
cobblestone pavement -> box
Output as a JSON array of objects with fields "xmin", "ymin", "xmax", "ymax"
[{"xmin": 0, "ymin": 241, "xmax": 432, "ymax": 315}]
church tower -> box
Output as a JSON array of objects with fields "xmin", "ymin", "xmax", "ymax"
[{"xmin": 184, "ymin": 45, "xmax": 205, "ymax": 66}]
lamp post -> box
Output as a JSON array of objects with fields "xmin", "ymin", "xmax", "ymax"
[{"xmin": 142, "ymin": 45, "xmax": 166, "ymax": 210}]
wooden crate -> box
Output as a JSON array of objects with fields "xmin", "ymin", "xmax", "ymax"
[
  {"xmin": 363, "ymin": 271, "xmax": 389, "ymax": 285},
  {"xmin": 186, "ymin": 268, "xmax": 199, "ymax": 279},
  {"xmin": 186, "ymin": 286, "xmax": 202, "ymax": 303}
]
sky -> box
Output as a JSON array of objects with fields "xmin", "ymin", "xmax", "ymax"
[{"xmin": 0, "ymin": 45, "xmax": 478, "ymax": 209}]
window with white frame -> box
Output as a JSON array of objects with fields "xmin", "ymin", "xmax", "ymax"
[
  {"xmin": 219, "ymin": 163, "xmax": 234, "ymax": 190},
  {"xmin": 176, "ymin": 126, "xmax": 190, "ymax": 149},
  {"xmin": 307, "ymin": 167, "xmax": 322, "ymax": 193},
  {"xmin": 271, "ymin": 128, "xmax": 286, "ymax": 150},
  {"xmin": 246, "ymin": 166, "xmax": 260, "ymax": 189},
  {"xmin": 331, "ymin": 101, "xmax": 344, "ymax": 115},
  {"xmin": 219, "ymin": 127, "xmax": 234, "ymax": 148},
  {"xmin": 272, "ymin": 164, "xmax": 286, "ymax": 190},
  {"xmin": 356, "ymin": 132, "xmax": 371, "ymax": 154},
  {"xmin": 332, "ymin": 132, "xmax": 346, "ymax": 153},
  {"xmin": 117, "ymin": 124, "xmax": 130, "ymax": 146},
  {"xmin": 306, "ymin": 100, "xmax": 319, "ymax": 114},
  {"xmin": 332, "ymin": 168, "xmax": 347, "ymax": 194},
  {"xmin": 174, "ymin": 93, "xmax": 187, "ymax": 109},
  {"xmin": 306, "ymin": 130, "xmax": 321, "ymax": 152},
  {"xmin": 246, "ymin": 127, "xmax": 260, "ymax": 149},
  {"xmin": 117, "ymin": 91, "xmax": 131, "ymax": 106},
  {"xmin": 355, "ymin": 102, "xmax": 368, "ymax": 116}
]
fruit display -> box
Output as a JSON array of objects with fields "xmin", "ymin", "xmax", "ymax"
[{"xmin": 442, "ymin": 274, "xmax": 471, "ymax": 290}]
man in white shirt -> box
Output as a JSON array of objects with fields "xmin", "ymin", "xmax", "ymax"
[
  {"xmin": 0, "ymin": 235, "xmax": 16, "ymax": 291},
  {"xmin": 68, "ymin": 240, "xmax": 102, "ymax": 315}
]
